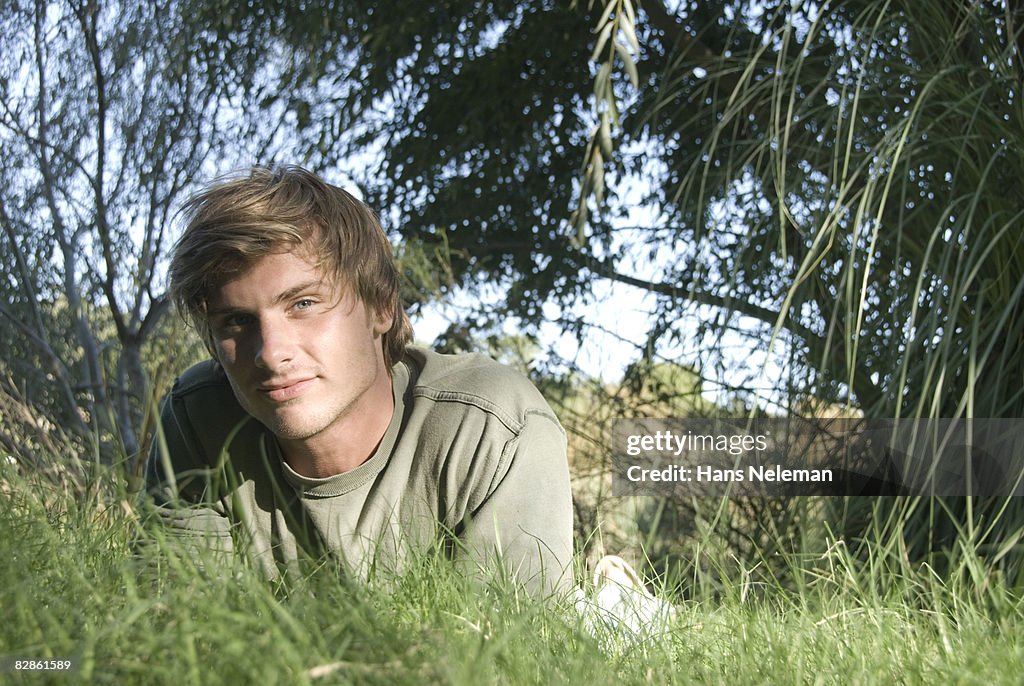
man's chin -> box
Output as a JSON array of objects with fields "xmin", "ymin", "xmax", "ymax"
[
  {"xmin": 266, "ymin": 424, "xmax": 323, "ymax": 442},
  {"xmin": 253, "ymin": 408, "xmax": 325, "ymax": 442}
]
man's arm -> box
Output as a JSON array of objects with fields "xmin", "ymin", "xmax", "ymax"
[
  {"xmin": 454, "ymin": 410, "xmax": 574, "ymax": 596},
  {"xmin": 143, "ymin": 390, "xmax": 235, "ymax": 559}
]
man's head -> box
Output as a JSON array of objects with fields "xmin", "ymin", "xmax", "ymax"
[{"xmin": 170, "ymin": 165, "xmax": 412, "ymax": 370}]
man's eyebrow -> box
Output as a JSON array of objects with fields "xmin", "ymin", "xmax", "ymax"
[
  {"xmin": 206, "ymin": 280, "xmax": 326, "ymax": 316},
  {"xmin": 272, "ymin": 280, "xmax": 325, "ymax": 305}
]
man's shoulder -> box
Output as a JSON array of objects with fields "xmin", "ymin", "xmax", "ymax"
[
  {"xmin": 171, "ymin": 359, "xmax": 231, "ymax": 395},
  {"xmin": 402, "ymin": 347, "xmax": 560, "ymax": 433},
  {"xmin": 168, "ymin": 359, "xmax": 244, "ymax": 414},
  {"xmin": 160, "ymin": 359, "xmax": 257, "ymax": 463}
]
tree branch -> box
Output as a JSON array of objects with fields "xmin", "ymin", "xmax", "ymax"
[
  {"xmin": 585, "ymin": 256, "xmax": 883, "ymax": 408},
  {"xmin": 72, "ymin": 0, "xmax": 128, "ymax": 342},
  {"xmin": 0, "ymin": 302, "xmax": 89, "ymax": 437},
  {"xmin": 587, "ymin": 257, "xmax": 823, "ymax": 345}
]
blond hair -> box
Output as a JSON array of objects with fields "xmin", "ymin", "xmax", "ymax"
[{"xmin": 169, "ymin": 165, "xmax": 412, "ymax": 369}]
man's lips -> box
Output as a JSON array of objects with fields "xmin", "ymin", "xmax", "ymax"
[{"xmin": 258, "ymin": 377, "xmax": 316, "ymax": 402}]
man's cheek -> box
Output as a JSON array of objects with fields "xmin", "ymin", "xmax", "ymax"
[{"xmin": 214, "ymin": 339, "xmax": 240, "ymax": 368}]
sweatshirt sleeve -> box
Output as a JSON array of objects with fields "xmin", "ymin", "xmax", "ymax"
[
  {"xmin": 143, "ymin": 388, "xmax": 235, "ymax": 559},
  {"xmin": 454, "ymin": 410, "xmax": 575, "ymax": 596}
]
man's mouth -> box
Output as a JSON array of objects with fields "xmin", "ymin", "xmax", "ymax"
[{"xmin": 258, "ymin": 377, "xmax": 316, "ymax": 402}]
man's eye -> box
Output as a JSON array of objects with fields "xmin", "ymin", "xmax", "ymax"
[
  {"xmin": 217, "ymin": 314, "xmax": 253, "ymax": 330},
  {"xmin": 295, "ymin": 299, "xmax": 316, "ymax": 311}
]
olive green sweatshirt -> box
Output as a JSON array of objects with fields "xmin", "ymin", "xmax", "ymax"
[{"xmin": 146, "ymin": 347, "xmax": 573, "ymax": 594}]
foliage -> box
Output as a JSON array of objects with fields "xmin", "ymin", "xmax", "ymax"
[
  {"xmin": 626, "ymin": 0, "xmax": 1024, "ymax": 420},
  {"xmin": 241, "ymin": 0, "xmax": 1024, "ymax": 422}
]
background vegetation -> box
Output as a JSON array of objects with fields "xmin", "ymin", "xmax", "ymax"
[{"xmin": 2, "ymin": 0, "xmax": 1023, "ymax": 681}]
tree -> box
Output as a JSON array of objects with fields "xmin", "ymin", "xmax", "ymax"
[{"xmin": 0, "ymin": 0, "xmax": 308, "ymax": 464}]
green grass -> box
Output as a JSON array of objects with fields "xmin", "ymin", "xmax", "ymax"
[{"xmin": 1, "ymin": 464, "xmax": 1022, "ymax": 685}]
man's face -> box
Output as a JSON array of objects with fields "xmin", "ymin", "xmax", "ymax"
[{"xmin": 206, "ymin": 248, "xmax": 393, "ymax": 444}]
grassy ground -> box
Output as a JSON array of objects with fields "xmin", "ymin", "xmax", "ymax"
[{"xmin": 1, "ymin": 464, "xmax": 1022, "ymax": 685}]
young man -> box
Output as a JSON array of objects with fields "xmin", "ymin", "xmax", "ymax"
[{"xmin": 147, "ymin": 165, "xmax": 573, "ymax": 594}]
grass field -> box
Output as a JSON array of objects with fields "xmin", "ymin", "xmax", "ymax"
[{"xmin": 2, "ymin": 463, "xmax": 1022, "ymax": 685}]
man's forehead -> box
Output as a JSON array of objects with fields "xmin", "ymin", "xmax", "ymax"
[{"xmin": 206, "ymin": 248, "xmax": 344, "ymax": 306}]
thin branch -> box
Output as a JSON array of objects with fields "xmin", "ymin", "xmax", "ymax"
[
  {"xmin": 0, "ymin": 197, "xmax": 48, "ymax": 343},
  {"xmin": 72, "ymin": 0, "xmax": 128, "ymax": 342},
  {"xmin": 587, "ymin": 258, "xmax": 823, "ymax": 345},
  {"xmin": 0, "ymin": 302, "xmax": 89, "ymax": 437},
  {"xmin": 584, "ymin": 256, "xmax": 882, "ymax": 408}
]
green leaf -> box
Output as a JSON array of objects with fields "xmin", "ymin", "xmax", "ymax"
[
  {"xmin": 591, "ymin": 20, "xmax": 614, "ymax": 62},
  {"xmin": 599, "ymin": 112, "xmax": 613, "ymax": 157},
  {"xmin": 615, "ymin": 42, "xmax": 639, "ymax": 88}
]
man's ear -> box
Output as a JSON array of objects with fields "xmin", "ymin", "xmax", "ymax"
[{"xmin": 372, "ymin": 306, "xmax": 394, "ymax": 336}]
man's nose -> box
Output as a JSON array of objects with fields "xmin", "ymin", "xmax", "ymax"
[{"xmin": 254, "ymin": 318, "xmax": 296, "ymax": 369}]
